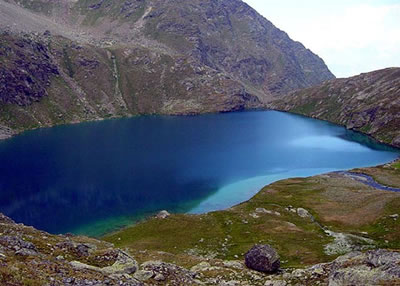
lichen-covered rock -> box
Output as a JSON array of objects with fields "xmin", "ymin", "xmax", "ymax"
[
  {"xmin": 244, "ymin": 244, "xmax": 280, "ymax": 273},
  {"xmin": 141, "ymin": 260, "xmax": 198, "ymax": 285},
  {"xmin": 296, "ymin": 207, "xmax": 312, "ymax": 219},
  {"xmin": 328, "ymin": 249, "xmax": 400, "ymax": 286}
]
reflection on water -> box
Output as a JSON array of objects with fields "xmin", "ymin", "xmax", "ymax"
[
  {"xmin": 289, "ymin": 135, "xmax": 370, "ymax": 152},
  {"xmin": 0, "ymin": 111, "xmax": 398, "ymax": 236}
]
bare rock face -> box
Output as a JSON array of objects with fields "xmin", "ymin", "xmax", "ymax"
[
  {"xmin": 244, "ymin": 244, "xmax": 280, "ymax": 273},
  {"xmin": 0, "ymin": 33, "xmax": 59, "ymax": 106}
]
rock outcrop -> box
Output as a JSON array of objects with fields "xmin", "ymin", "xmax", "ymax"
[{"xmin": 270, "ymin": 67, "xmax": 400, "ymax": 148}]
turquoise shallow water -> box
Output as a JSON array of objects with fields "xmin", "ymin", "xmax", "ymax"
[{"xmin": 0, "ymin": 111, "xmax": 398, "ymax": 236}]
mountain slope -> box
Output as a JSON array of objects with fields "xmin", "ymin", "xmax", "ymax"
[
  {"xmin": 65, "ymin": 0, "xmax": 333, "ymax": 97},
  {"xmin": 269, "ymin": 68, "xmax": 400, "ymax": 148},
  {"xmin": 0, "ymin": 0, "xmax": 333, "ymax": 138}
]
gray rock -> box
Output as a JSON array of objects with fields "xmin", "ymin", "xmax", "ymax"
[
  {"xmin": 255, "ymin": 208, "xmax": 281, "ymax": 216},
  {"xmin": 156, "ymin": 210, "xmax": 170, "ymax": 219},
  {"xmin": 133, "ymin": 270, "xmax": 153, "ymax": 281},
  {"xmin": 71, "ymin": 250, "xmax": 138, "ymax": 275},
  {"xmin": 0, "ymin": 235, "xmax": 37, "ymax": 252},
  {"xmin": 245, "ymin": 244, "xmax": 280, "ymax": 273},
  {"xmin": 222, "ymin": 260, "xmax": 243, "ymax": 269},
  {"xmin": 264, "ymin": 280, "xmax": 287, "ymax": 286},
  {"xmin": 141, "ymin": 260, "xmax": 197, "ymax": 284},
  {"xmin": 15, "ymin": 248, "xmax": 37, "ymax": 256},
  {"xmin": 297, "ymin": 208, "xmax": 312, "ymax": 219},
  {"xmin": 154, "ymin": 273, "xmax": 165, "ymax": 281},
  {"xmin": 328, "ymin": 249, "xmax": 400, "ymax": 286},
  {"xmin": 190, "ymin": 261, "xmax": 211, "ymax": 272}
]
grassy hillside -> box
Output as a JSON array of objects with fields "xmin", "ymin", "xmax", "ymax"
[
  {"xmin": 270, "ymin": 68, "xmax": 400, "ymax": 148},
  {"xmin": 103, "ymin": 160, "xmax": 400, "ymax": 271}
]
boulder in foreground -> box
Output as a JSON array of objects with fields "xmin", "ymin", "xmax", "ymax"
[{"xmin": 245, "ymin": 244, "xmax": 280, "ymax": 273}]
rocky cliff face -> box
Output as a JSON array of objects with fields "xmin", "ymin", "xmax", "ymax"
[
  {"xmin": 269, "ymin": 68, "xmax": 400, "ymax": 148},
  {"xmin": 0, "ymin": 0, "xmax": 333, "ymax": 137}
]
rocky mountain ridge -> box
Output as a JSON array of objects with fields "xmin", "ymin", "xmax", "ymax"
[
  {"xmin": 269, "ymin": 67, "xmax": 400, "ymax": 148},
  {"xmin": 0, "ymin": 0, "xmax": 334, "ymax": 138}
]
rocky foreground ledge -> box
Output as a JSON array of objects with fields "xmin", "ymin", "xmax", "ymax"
[{"xmin": 0, "ymin": 212, "xmax": 399, "ymax": 285}]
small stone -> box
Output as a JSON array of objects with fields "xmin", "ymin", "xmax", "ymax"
[
  {"xmin": 245, "ymin": 244, "xmax": 280, "ymax": 273},
  {"xmin": 154, "ymin": 273, "xmax": 165, "ymax": 281},
  {"xmin": 191, "ymin": 261, "xmax": 211, "ymax": 272},
  {"xmin": 223, "ymin": 260, "xmax": 243, "ymax": 269},
  {"xmin": 133, "ymin": 270, "xmax": 153, "ymax": 281},
  {"xmin": 249, "ymin": 213, "xmax": 259, "ymax": 218},
  {"xmin": 264, "ymin": 280, "xmax": 287, "ymax": 286},
  {"xmin": 292, "ymin": 268, "xmax": 306, "ymax": 278},
  {"xmin": 255, "ymin": 208, "xmax": 281, "ymax": 216},
  {"xmin": 156, "ymin": 210, "xmax": 170, "ymax": 219},
  {"xmin": 220, "ymin": 281, "xmax": 240, "ymax": 286},
  {"xmin": 297, "ymin": 208, "xmax": 312, "ymax": 218}
]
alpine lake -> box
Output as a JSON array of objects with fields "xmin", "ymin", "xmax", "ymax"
[{"xmin": 0, "ymin": 111, "xmax": 398, "ymax": 236}]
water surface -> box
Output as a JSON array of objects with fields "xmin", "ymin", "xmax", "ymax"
[{"xmin": 0, "ymin": 111, "xmax": 398, "ymax": 236}]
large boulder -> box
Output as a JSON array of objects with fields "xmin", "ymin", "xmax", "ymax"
[{"xmin": 244, "ymin": 244, "xmax": 280, "ymax": 273}]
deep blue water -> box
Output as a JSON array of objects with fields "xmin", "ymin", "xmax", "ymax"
[{"xmin": 0, "ymin": 111, "xmax": 398, "ymax": 236}]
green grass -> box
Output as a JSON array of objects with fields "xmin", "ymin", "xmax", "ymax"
[
  {"xmin": 291, "ymin": 101, "xmax": 318, "ymax": 115},
  {"xmin": 104, "ymin": 167, "xmax": 400, "ymax": 269}
]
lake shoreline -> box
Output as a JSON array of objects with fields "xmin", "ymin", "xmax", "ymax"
[
  {"xmin": 2, "ymin": 107, "xmax": 400, "ymax": 150},
  {"xmin": 0, "ymin": 110, "xmax": 398, "ymax": 236},
  {"xmin": 103, "ymin": 159, "xmax": 400, "ymax": 270}
]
